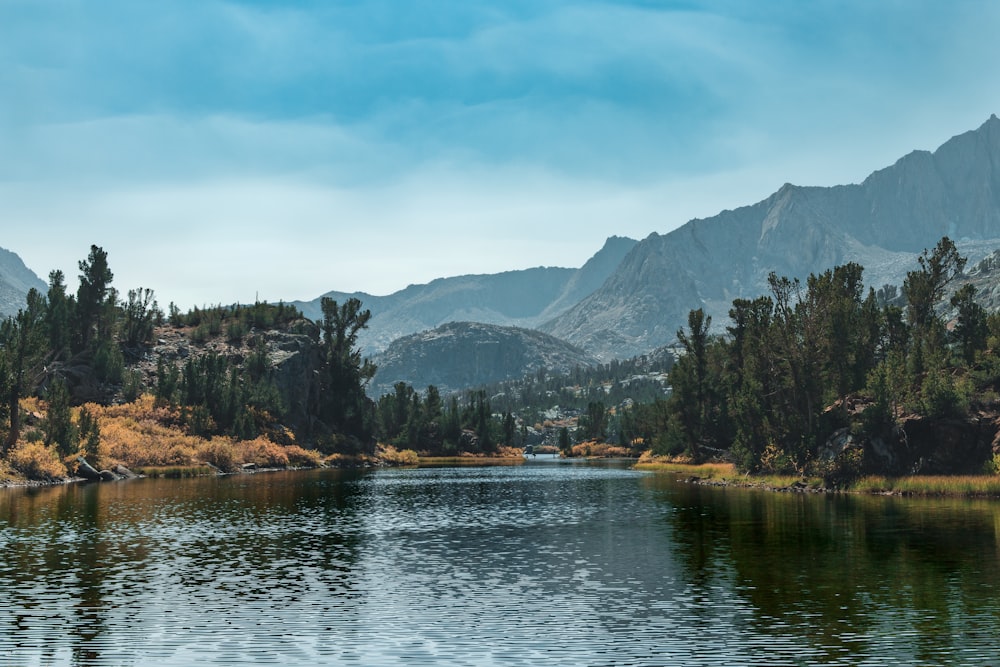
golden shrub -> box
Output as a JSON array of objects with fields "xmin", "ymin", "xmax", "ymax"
[
  {"xmin": 197, "ymin": 437, "xmax": 239, "ymax": 472},
  {"xmin": 570, "ymin": 441, "xmax": 631, "ymax": 458},
  {"xmin": 8, "ymin": 441, "xmax": 68, "ymax": 481},
  {"xmin": 377, "ymin": 444, "xmax": 419, "ymax": 465},
  {"xmin": 238, "ymin": 437, "xmax": 290, "ymax": 468},
  {"xmin": 284, "ymin": 445, "xmax": 322, "ymax": 468}
]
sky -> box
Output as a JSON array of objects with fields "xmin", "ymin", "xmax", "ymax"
[{"xmin": 3, "ymin": 1, "xmax": 1000, "ymax": 310}]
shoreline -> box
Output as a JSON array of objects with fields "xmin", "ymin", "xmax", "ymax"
[
  {"xmin": 0, "ymin": 453, "xmax": 529, "ymax": 490},
  {"xmin": 634, "ymin": 460, "xmax": 1000, "ymax": 498}
]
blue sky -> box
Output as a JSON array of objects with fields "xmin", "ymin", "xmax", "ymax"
[{"xmin": 2, "ymin": 0, "xmax": 1000, "ymax": 309}]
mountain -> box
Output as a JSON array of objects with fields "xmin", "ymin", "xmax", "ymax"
[
  {"xmin": 542, "ymin": 115, "xmax": 1000, "ymax": 360},
  {"xmin": 293, "ymin": 236, "xmax": 637, "ymax": 354},
  {"xmin": 369, "ymin": 321, "xmax": 599, "ymax": 397},
  {"xmin": 0, "ymin": 247, "xmax": 46, "ymax": 318}
]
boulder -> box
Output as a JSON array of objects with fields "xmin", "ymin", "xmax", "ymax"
[{"xmin": 75, "ymin": 456, "xmax": 103, "ymax": 481}]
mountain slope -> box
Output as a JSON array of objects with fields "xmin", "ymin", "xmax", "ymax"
[
  {"xmin": 0, "ymin": 247, "xmax": 47, "ymax": 318},
  {"xmin": 369, "ymin": 321, "xmax": 599, "ymax": 397},
  {"xmin": 293, "ymin": 236, "xmax": 636, "ymax": 354},
  {"xmin": 543, "ymin": 115, "xmax": 1000, "ymax": 360}
]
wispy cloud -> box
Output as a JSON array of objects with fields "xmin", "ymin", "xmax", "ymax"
[{"xmin": 3, "ymin": 1, "xmax": 1000, "ymax": 307}]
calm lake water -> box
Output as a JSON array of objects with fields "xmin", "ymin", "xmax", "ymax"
[{"xmin": 2, "ymin": 457, "xmax": 1000, "ymax": 666}]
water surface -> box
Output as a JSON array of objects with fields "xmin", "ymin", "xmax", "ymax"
[{"xmin": 2, "ymin": 459, "xmax": 999, "ymax": 665}]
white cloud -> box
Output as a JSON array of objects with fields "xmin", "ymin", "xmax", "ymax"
[{"xmin": 4, "ymin": 0, "xmax": 1000, "ymax": 313}]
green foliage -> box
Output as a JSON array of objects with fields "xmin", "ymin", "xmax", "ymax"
[
  {"xmin": 632, "ymin": 238, "xmax": 990, "ymax": 475},
  {"xmin": 558, "ymin": 426, "xmax": 571, "ymax": 454},
  {"xmin": 919, "ymin": 366, "xmax": 967, "ymax": 419},
  {"xmin": 951, "ymin": 283, "xmax": 988, "ymax": 364},
  {"xmin": 45, "ymin": 270, "xmax": 73, "ymax": 359},
  {"xmin": 77, "ymin": 406, "xmax": 100, "ymax": 454},
  {"xmin": 579, "ymin": 401, "xmax": 608, "ymax": 441},
  {"xmin": 155, "ymin": 358, "xmax": 179, "ymax": 406},
  {"xmin": 1, "ymin": 288, "xmax": 47, "ymax": 453},
  {"xmin": 44, "ymin": 378, "xmax": 78, "ymax": 457},
  {"xmin": 121, "ymin": 287, "xmax": 160, "ymax": 348},
  {"xmin": 122, "ymin": 369, "xmax": 144, "ymax": 403},
  {"xmin": 93, "ymin": 340, "xmax": 124, "ymax": 384},
  {"xmin": 374, "ymin": 382, "xmax": 510, "ymax": 455},
  {"xmin": 75, "ymin": 244, "xmax": 114, "ymax": 351},
  {"xmin": 317, "ymin": 297, "xmax": 377, "ymax": 449}
]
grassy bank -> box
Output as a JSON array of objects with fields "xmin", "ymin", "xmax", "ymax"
[
  {"xmin": 850, "ymin": 475, "xmax": 1000, "ymax": 497},
  {"xmin": 635, "ymin": 455, "xmax": 1000, "ymax": 497},
  {"xmin": 0, "ymin": 395, "xmax": 426, "ymax": 485}
]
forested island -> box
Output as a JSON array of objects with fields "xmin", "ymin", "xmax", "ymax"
[{"xmin": 3, "ymin": 238, "xmax": 1000, "ymax": 492}]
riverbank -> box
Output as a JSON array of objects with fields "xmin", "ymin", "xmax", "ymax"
[
  {"xmin": 0, "ymin": 393, "xmax": 529, "ymax": 487},
  {"xmin": 634, "ymin": 457, "xmax": 1000, "ymax": 497}
]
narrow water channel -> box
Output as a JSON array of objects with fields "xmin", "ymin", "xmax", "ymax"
[{"xmin": 1, "ymin": 459, "xmax": 999, "ymax": 665}]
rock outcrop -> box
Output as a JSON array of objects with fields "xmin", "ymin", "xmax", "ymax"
[
  {"xmin": 370, "ymin": 321, "xmax": 599, "ymax": 397},
  {"xmin": 0, "ymin": 246, "xmax": 46, "ymax": 319}
]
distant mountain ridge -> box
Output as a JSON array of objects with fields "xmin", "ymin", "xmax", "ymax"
[
  {"xmin": 0, "ymin": 247, "xmax": 46, "ymax": 318},
  {"xmin": 293, "ymin": 235, "xmax": 637, "ymax": 354},
  {"xmin": 542, "ymin": 115, "xmax": 1000, "ymax": 359},
  {"xmin": 369, "ymin": 321, "xmax": 599, "ymax": 397}
]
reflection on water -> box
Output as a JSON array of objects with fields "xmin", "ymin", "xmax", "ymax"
[{"xmin": 1, "ymin": 461, "xmax": 999, "ymax": 665}]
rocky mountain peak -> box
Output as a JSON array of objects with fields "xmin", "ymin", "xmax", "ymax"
[{"xmin": 542, "ymin": 115, "xmax": 1000, "ymax": 360}]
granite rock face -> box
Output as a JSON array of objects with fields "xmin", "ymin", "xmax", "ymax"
[
  {"xmin": 0, "ymin": 247, "xmax": 46, "ymax": 319},
  {"xmin": 370, "ymin": 321, "xmax": 599, "ymax": 397},
  {"xmin": 542, "ymin": 116, "xmax": 1000, "ymax": 360}
]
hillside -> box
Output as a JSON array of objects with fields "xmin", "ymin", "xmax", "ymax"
[
  {"xmin": 370, "ymin": 321, "xmax": 599, "ymax": 397},
  {"xmin": 542, "ymin": 115, "xmax": 1000, "ymax": 359},
  {"xmin": 293, "ymin": 236, "xmax": 637, "ymax": 355},
  {"xmin": 0, "ymin": 247, "xmax": 46, "ymax": 318}
]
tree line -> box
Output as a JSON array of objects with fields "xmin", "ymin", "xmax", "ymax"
[
  {"xmin": 639, "ymin": 237, "xmax": 999, "ymax": 478},
  {"xmin": 0, "ymin": 245, "xmax": 384, "ymax": 459}
]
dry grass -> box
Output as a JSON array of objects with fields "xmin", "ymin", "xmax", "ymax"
[
  {"xmin": 634, "ymin": 453, "xmax": 736, "ymax": 478},
  {"xmin": 636, "ymin": 451, "xmax": 1000, "ymax": 497},
  {"xmin": 850, "ymin": 475, "xmax": 1000, "ymax": 496}
]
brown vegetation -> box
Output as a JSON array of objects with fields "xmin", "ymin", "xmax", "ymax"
[
  {"xmin": 568, "ymin": 440, "xmax": 633, "ymax": 458},
  {"xmin": 1, "ymin": 393, "xmax": 333, "ymax": 484}
]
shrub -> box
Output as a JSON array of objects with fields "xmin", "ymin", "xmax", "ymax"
[
  {"xmin": 984, "ymin": 453, "xmax": 1000, "ymax": 476},
  {"xmin": 226, "ymin": 319, "xmax": 248, "ymax": 344},
  {"xmin": 198, "ymin": 437, "xmax": 238, "ymax": 472},
  {"xmin": 285, "ymin": 445, "xmax": 322, "ymax": 468},
  {"xmin": 240, "ymin": 437, "xmax": 289, "ymax": 468},
  {"xmin": 569, "ymin": 441, "xmax": 631, "ymax": 458},
  {"xmin": 759, "ymin": 442, "xmax": 797, "ymax": 475},
  {"xmin": 8, "ymin": 441, "xmax": 68, "ymax": 481},
  {"xmin": 378, "ymin": 444, "xmax": 419, "ymax": 465},
  {"xmin": 121, "ymin": 369, "xmax": 144, "ymax": 403}
]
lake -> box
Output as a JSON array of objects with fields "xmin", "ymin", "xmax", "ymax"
[{"xmin": 2, "ymin": 458, "xmax": 999, "ymax": 666}]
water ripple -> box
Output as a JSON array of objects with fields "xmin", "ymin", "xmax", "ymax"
[{"xmin": 2, "ymin": 464, "xmax": 1000, "ymax": 665}]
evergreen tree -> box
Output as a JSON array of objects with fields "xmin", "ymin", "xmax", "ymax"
[
  {"xmin": 317, "ymin": 297, "xmax": 377, "ymax": 449},
  {"xmin": 45, "ymin": 270, "xmax": 74, "ymax": 360},
  {"xmin": 75, "ymin": 245, "xmax": 114, "ymax": 351},
  {"xmin": 44, "ymin": 378, "xmax": 78, "ymax": 457},
  {"xmin": 1, "ymin": 289, "xmax": 47, "ymax": 454}
]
